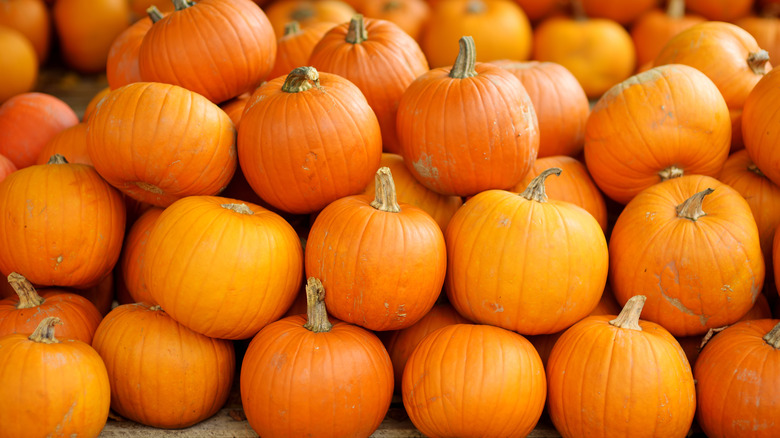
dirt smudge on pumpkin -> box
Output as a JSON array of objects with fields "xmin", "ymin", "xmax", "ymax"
[
  {"xmin": 483, "ymin": 301, "xmax": 504, "ymax": 313},
  {"xmin": 52, "ymin": 400, "xmax": 77, "ymax": 435},
  {"xmin": 412, "ymin": 153, "xmax": 439, "ymax": 182}
]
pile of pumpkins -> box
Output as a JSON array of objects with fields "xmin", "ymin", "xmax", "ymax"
[{"xmin": 1, "ymin": 0, "xmax": 780, "ymax": 437}]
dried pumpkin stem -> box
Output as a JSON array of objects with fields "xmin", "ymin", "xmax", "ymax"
[
  {"xmin": 764, "ymin": 322, "xmax": 780, "ymax": 349},
  {"xmin": 283, "ymin": 21, "xmax": 301, "ymax": 37},
  {"xmin": 346, "ymin": 14, "xmax": 368, "ymax": 44},
  {"xmin": 370, "ymin": 167, "xmax": 401, "ymax": 213},
  {"xmin": 172, "ymin": 0, "xmax": 194, "ymax": 11},
  {"xmin": 748, "ymin": 164, "xmax": 765, "ymax": 177},
  {"xmin": 29, "ymin": 317, "xmax": 62, "ymax": 344},
  {"xmin": 303, "ymin": 278, "xmax": 332, "ymax": 333},
  {"xmin": 47, "ymin": 154, "xmax": 68, "ymax": 165},
  {"xmin": 7, "ymin": 273, "xmax": 45, "ymax": 309},
  {"xmin": 282, "ymin": 67, "xmax": 320, "ymax": 93},
  {"xmin": 221, "ymin": 203, "xmax": 254, "ymax": 215},
  {"xmin": 382, "ymin": 0, "xmax": 401, "ymax": 12},
  {"xmin": 450, "ymin": 36, "xmax": 478, "ymax": 79},
  {"xmin": 658, "ymin": 165, "xmax": 684, "ymax": 181},
  {"xmin": 519, "ymin": 167, "xmax": 562, "ymax": 203},
  {"xmin": 571, "ymin": 0, "xmax": 587, "ymax": 21},
  {"xmin": 291, "ymin": 7, "xmax": 315, "ymax": 21},
  {"xmin": 676, "ymin": 188, "xmax": 714, "ymax": 221},
  {"xmin": 748, "ymin": 50, "xmax": 770, "ymax": 75},
  {"xmin": 666, "ymin": 0, "xmax": 685, "ymax": 19},
  {"xmin": 149, "ymin": 305, "xmax": 163, "ymax": 311},
  {"xmin": 147, "ymin": 6, "xmax": 164, "ymax": 23},
  {"xmin": 609, "ymin": 295, "xmax": 646, "ymax": 331}
]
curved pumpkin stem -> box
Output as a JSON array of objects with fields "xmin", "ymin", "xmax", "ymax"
[
  {"xmin": 283, "ymin": 21, "xmax": 301, "ymax": 37},
  {"xmin": 519, "ymin": 167, "xmax": 562, "ymax": 203},
  {"xmin": 7, "ymin": 273, "xmax": 45, "ymax": 310},
  {"xmin": 658, "ymin": 165, "xmax": 684, "ymax": 181},
  {"xmin": 147, "ymin": 6, "xmax": 164, "ymax": 23},
  {"xmin": 29, "ymin": 317, "xmax": 62, "ymax": 344},
  {"xmin": 221, "ymin": 203, "xmax": 254, "ymax": 215},
  {"xmin": 346, "ymin": 14, "xmax": 368, "ymax": 44},
  {"xmin": 370, "ymin": 167, "xmax": 401, "ymax": 213},
  {"xmin": 172, "ymin": 0, "xmax": 194, "ymax": 11},
  {"xmin": 609, "ymin": 295, "xmax": 646, "ymax": 331},
  {"xmin": 282, "ymin": 67, "xmax": 321, "ymax": 93},
  {"xmin": 748, "ymin": 163, "xmax": 765, "ymax": 177},
  {"xmin": 748, "ymin": 50, "xmax": 770, "ymax": 75},
  {"xmin": 303, "ymin": 278, "xmax": 332, "ymax": 333},
  {"xmin": 47, "ymin": 154, "xmax": 68, "ymax": 165},
  {"xmin": 764, "ymin": 322, "xmax": 780, "ymax": 349},
  {"xmin": 676, "ymin": 188, "xmax": 714, "ymax": 222},
  {"xmin": 666, "ymin": 0, "xmax": 685, "ymax": 19},
  {"xmin": 450, "ymin": 36, "xmax": 478, "ymax": 79}
]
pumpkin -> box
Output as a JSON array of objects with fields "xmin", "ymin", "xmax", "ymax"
[
  {"xmin": 547, "ymin": 296, "xmax": 697, "ymax": 437},
  {"xmin": 397, "ymin": 36, "xmax": 539, "ymax": 197},
  {"xmin": 34, "ymin": 122, "xmax": 90, "ymax": 166},
  {"xmin": 402, "ymin": 323, "xmax": 546, "ymax": 437},
  {"xmin": 219, "ymin": 93, "xmax": 251, "ymax": 128},
  {"xmin": 695, "ymin": 319, "xmax": 780, "ymax": 437},
  {"xmin": 584, "ymin": 64, "xmax": 731, "ymax": 204},
  {"xmin": 128, "ymin": 0, "xmax": 173, "ymax": 18},
  {"xmin": 264, "ymin": 0, "xmax": 355, "ymax": 39},
  {"xmin": 106, "ymin": 10, "xmax": 159, "ymax": 90},
  {"xmin": 743, "ymin": 68, "xmax": 780, "ymax": 188},
  {"xmin": 361, "ymin": 153, "xmax": 462, "ymax": 231},
  {"xmin": 609, "ymin": 175, "xmax": 764, "ymax": 336},
  {"xmin": 630, "ymin": 0, "xmax": 706, "ymax": 67},
  {"xmin": 241, "ymin": 278, "xmax": 394, "ymax": 437},
  {"xmin": 0, "ymin": 317, "xmax": 111, "ymax": 438},
  {"xmin": 0, "ymin": 25, "xmax": 35, "ymax": 104},
  {"xmin": 445, "ymin": 168, "xmax": 609, "ymax": 335},
  {"xmin": 532, "ymin": 10, "xmax": 636, "ymax": 99},
  {"xmin": 420, "ymin": 0, "xmax": 532, "ymax": 68},
  {"xmin": 237, "ymin": 66, "xmax": 382, "ymax": 214},
  {"xmin": 143, "ymin": 196, "xmax": 303, "ymax": 340},
  {"xmin": 268, "ymin": 20, "xmax": 334, "ymax": 81},
  {"xmin": 0, "ymin": 92, "xmax": 79, "ymax": 168},
  {"xmin": 579, "ymin": 0, "xmax": 659, "ymax": 25},
  {"xmin": 119, "ymin": 207, "xmax": 164, "ymax": 305},
  {"xmin": 0, "ymin": 155, "xmax": 126, "ymax": 288},
  {"xmin": 309, "ymin": 14, "xmax": 430, "ymax": 155},
  {"xmin": 737, "ymin": 9, "xmax": 780, "ymax": 65},
  {"xmin": 685, "ymin": 0, "xmax": 754, "ymax": 21},
  {"xmin": 0, "ymin": 273, "xmax": 102, "ymax": 344},
  {"xmin": 489, "ymin": 60, "xmax": 589, "ymax": 158},
  {"xmin": 512, "ymin": 0, "xmax": 562, "ymax": 22},
  {"xmin": 86, "ymin": 82, "xmax": 237, "ymax": 207},
  {"xmin": 53, "ymin": 0, "xmax": 130, "ymax": 73},
  {"xmin": 138, "ymin": 0, "xmax": 276, "ymax": 104},
  {"xmin": 0, "ymin": 153, "xmax": 16, "ymax": 182},
  {"xmin": 92, "ymin": 303, "xmax": 235, "ymax": 429},
  {"xmin": 82, "ymin": 86, "xmax": 111, "ymax": 122},
  {"xmin": 0, "ymin": 0, "xmax": 50, "ymax": 62},
  {"xmin": 305, "ymin": 167, "xmax": 446, "ymax": 331},
  {"xmin": 359, "ymin": 0, "xmax": 430, "ymax": 42}
]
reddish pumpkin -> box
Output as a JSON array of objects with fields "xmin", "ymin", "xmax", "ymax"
[{"xmin": 0, "ymin": 153, "xmax": 16, "ymax": 182}]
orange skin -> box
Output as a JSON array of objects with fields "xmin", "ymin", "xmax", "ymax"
[
  {"xmin": 685, "ymin": 0, "xmax": 754, "ymax": 21},
  {"xmin": 0, "ymin": 153, "xmax": 16, "ymax": 183},
  {"xmin": 0, "ymin": 0, "xmax": 50, "ymax": 62},
  {"xmin": 631, "ymin": 7, "xmax": 705, "ymax": 67},
  {"xmin": 119, "ymin": 207, "xmax": 163, "ymax": 305},
  {"xmin": 106, "ymin": 16, "xmax": 153, "ymax": 90},
  {"xmin": 268, "ymin": 21, "xmax": 334, "ymax": 81},
  {"xmin": 359, "ymin": 0, "xmax": 430, "ymax": 42},
  {"xmin": 35, "ymin": 122, "xmax": 90, "ymax": 166},
  {"xmin": 580, "ymin": 0, "xmax": 659, "ymax": 25},
  {"xmin": 744, "ymin": 68, "xmax": 780, "ymax": 188},
  {"xmin": 264, "ymin": 0, "xmax": 355, "ymax": 39}
]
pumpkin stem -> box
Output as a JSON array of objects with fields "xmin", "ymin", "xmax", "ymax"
[
  {"xmin": 676, "ymin": 188, "xmax": 714, "ymax": 222},
  {"xmin": 221, "ymin": 203, "xmax": 254, "ymax": 215},
  {"xmin": 346, "ymin": 14, "xmax": 368, "ymax": 44},
  {"xmin": 283, "ymin": 21, "xmax": 301, "ymax": 37},
  {"xmin": 764, "ymin": 322, "xmax": 780, "ymax": 349},
  {"xmin": 609, "ymin": 295, "xmax": 646, "ymax": 331},
  {"xmin": 7, "ymin": 273, "xmax": 45, "ymax": 309},
  {"xmin": 290, "ymin": 7, "xmax": 315, "ymax": 21},
  {"xmin": 450, "ymin": 36, "xmax": 478, "ymax": 79},
  {"xmin": 370, "ymin": 167, "xmax": 401, "ymax": 213},
  {"xmin": 571, "ymin": 0, "xmax": 588, "ymax": 21},
  {"xmin": 147, "ymin": 6, "xmax": 164, "ymax": 23},
  {"xmin": 303, "ymin": 277, "xmax": 332, "ymax": 333},
  {"xmin": 666, "ymin": 0, "xmax": 685, "ymax": 19},
  {"xmin": 466, "ymin": 0, "xmax": 486, "ymax": 13},
  {"xmin": 29, "ymin": 317, "xmax": 62, "ymax": 344},
  {"xmin": 47, "ymin": 154, "xmax": 68, "ymax": 165},
  {"xmin": 149, "ymin": 305, "xmax": 163, "ymax": 311},
  {"xmin": 172, "ymin": 0, "xmax": 194, "ymax": 11},
  {"xmin": 748, "ymin": 163, "xmax": 765, "ymax": 177},
  {"xmin": 658, "ymin": 165, "xmax": 684, "ymax": 181},
  {"xmin": 519, "ymin": 167, "xmax": 562, "ymax": 203},
  {"xmin": 282, "ymin": 67, "xmax": 321, "ymax": 93},
  {"xmin": 747, "ymin": 50, "xmax": 770, "ymax": 75},
  {"xmin": 382, "ymin": 0, "xmax": 401, "ymax": 12}
]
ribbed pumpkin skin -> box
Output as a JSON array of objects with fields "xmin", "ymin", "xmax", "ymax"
[
  {"xmin": 86, "ymin": 82, "xmax": 237, "ymax": 207},
  {"xmin": 0, "ymin": 330, "xmax": 110, "ymax": 438},
  {"xmin": 143, "ymin": 196, "xmax": 303, "ymax": 340},
  {"xmin": 268, "ymin": 21, "xmax": 334, "ymax": 81},
  {"xmin": 241, "ymin": 314, "xmax": 394, "ymax": 438},
  {"xmin": 35, "ymin": 122, "xmax": 90, "ymax": 165},
  {"xmin": 744, "ymin": 68, "xmax": 780, "ymax": 187},
  {"xmin": 402, "ymin": 324, "xmax": 546, "ymax": 437},
  {"xmin": 119, "ymin": 207, "xmax": 164, "ymax": 305},
  {"xmin": 609, "ymin": 175, "xmax": 765, "ymax": 336},
  {"xmin": 309, "ymin": 17, "xmax": 429, "ymax": 154},
  {"xmin": 138, "ymin": 0, "xmax": 276, "ymax": 104},
  {"xmin": 695, "ymin": 319, "xmax": 780, "ymax": 438},
  {"xmin": 237, "ymin": 70, "xmax": 382, "ymax": 214},
  {"xmin": 106, "ymin": 15, "xmax": 153, "ymax": 90},
  {"xmin": 0, "ymin": 161, "xmax": 126, "ymax": 288},
  {"xmin": 0, "ymin": 289, "xmax": 102, "ymax": 343},
  {"xmin": 305, "ymin": 194, "xmax": 446, "ymax": 331},
  {"xmin": 396, "ymin": 63, "xmax": 539, "ymax": 197},
  {"xmin": 92, "ymin": 303, "xmax": 235, "ymax": 429},
  {"xmin": 584, "ymin": 64, "xmax": 731, "ymax": 204},
  {"xmin": 445, "ymin": 189, "xmax": 608, "ymax": 335},
  {"xmin": 547, "ymin": 314, "xmax": 696, "ymax": 438}
]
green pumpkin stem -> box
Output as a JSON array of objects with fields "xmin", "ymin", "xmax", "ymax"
[
  {"xmin": 519, "ymin": 167, "xmax": 562, "ymax": 203},
  {"xmin": 346, "ymin": 14, "xmax": 368, "ymax": 44},
  {"xmin": 282, "ymin": 67, "xmax": 321, "ymax": 93},
  {"xmin": 676, "ymin": 188, "xmax": 714, "ymax": 222},
  {"xmin": 666, "ymin": 0, "xmax": 685, "ymax": 18},
  {"xmin": 29, "ymin": 317, "xmax": 62, "ymax": 344},
  {"xmin": 283, "ymin": 21, "xmax": 301, "ymax": 37},
  {"xmin": 450, "ymin": 36, "xmax": 478, "ymax": 79},
  {"xmin": 658, "ymin": 165, "xmax": 684, "ymax": 181},
  {"xmin": 47, "ymin": 154, "xmax": 68, "ymax": 165},
  {"xmin": 609, "ymin": 295, "xmax": 646, "ymax": 331},
  {"xmin": 370, "ymin": 167, "xmax": 401, "ymax": 213},
  {"xmin": 303, "ymin": 278, "xmax": 332, "ymax": 333},
  {"xmin": 7, "ymin": 273, "xmax": 45, "ymax": 310},
  {"xmin": 764, "ymin": 322, "xmax": 780, "ymax": 349},
  {"xmin": 221, "ymin": 203, "xmax": 254, "ymax": 215},
  {"xmin": 147, "ymin": 5, "xmax": 164, "ymax": 22},
  {"xmin": 172, "ymin": 0, "xmax": 194, "ymax": 11}
]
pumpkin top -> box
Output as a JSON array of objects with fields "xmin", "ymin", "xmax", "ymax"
[
  {"xmin": 303, "ymin": 277, "xmax": 332, "ymax": 333},
  {"xmin": 7, "ymin": 273, "xmax": 45, "ymax": 309},
  {"xmin": 676, "ymin": 188, "xmax": 714, "ymax": 221},
  {"xmin": 666, "ymin": 0, "xmax": 685, "ymax": 18},
  {"xmin": 29, "ymin": 316, "xmax": 62, "ymax": 344},
  {"xmin": 609, "ymin": 295, "xmax": 646, "ymax": 331},
  {"xmin": 46, "ymin": 154, "xmax": 68, "ymax": 165},
  {"xmin": 147, "ymin": 5, "xmax": 164, "ymax": 22},
  {"xmin": 282, "ymin": 66, "xmax": 321, "ymax": 93},
  {"xmin": 370, "ymin": 167, "xmax": 401, "ymax": 213},
  {"xmin": 765, "ymin": 322, "xmax": 780, "ymax": 349},
  {"xmin": 450, "ymin": 36, "xmax": 478, "ymax": 79},
  {"xmin": 748, "ymin": 50, "xmax": 771, "ymax": 75},
  {"xmin": 346, "ymin": 14, "xmax": 368, "ymax": 44},
  {"xmin": 519, "ymin": 167, "xmax": 562, "ymax": 203}
]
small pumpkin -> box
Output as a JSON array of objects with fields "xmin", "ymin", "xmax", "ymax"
[
  {"xmin": 359, "ymin": 0, "xmax": 430, "ymax": 42},
  {"xmin": 0, "ymin": 0, "xmax": 50, "ymax": 62},
  {"xmin": 264, "ymin": 0, "xmax": 355, "ymax": 39},
  {"xmin": 630, "ymin": 0, "xmax": 706, "ymax": 67},
  {"xmin": 34, "ymin": 122, "xmax": 90, "ymax": 166},
  {"xmin": 268, "ymin": 21, "xmax": 334, "ymax": 81},
  {"xmin": 106, "ymin": 9, "xmax": 160, "ymax": 90}
]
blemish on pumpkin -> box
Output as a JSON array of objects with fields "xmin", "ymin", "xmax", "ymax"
[
  {"xmin": 483, "ymin": 301, "xmax": 504, "ymax": 312},
  {"xmin": 655, "ymin": 261, "xmax": 709, "ymax": 326},
  {"xmin": 135, "ymin": 181, "xmax": 163, "ymax": 194},
  {"xmin": 412, "ymin": 153, "xmax": 439, "ymax": 181}
]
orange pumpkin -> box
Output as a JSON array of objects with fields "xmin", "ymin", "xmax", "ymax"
[
  {"xmin": 630, "ymin": 0, "xmax": 706, "ymax": 67},
  {"xmin": 584, "ymin": 65, "xmax": 731, "ymax": 204},
  {"xmin": 128, "ymin": 0, "xmax": 174, "ymax": 18},
  {"xmin": 264, "ymin": 0, "xmax": 355, "ymax": 38},
  {"xmin": 0, "ymin": 317, "xmax": 111, "ymax": 437},
  {"xmin": 119, "ymin": 207, "xmax": 163, "ymax": 305},
  {"xmin": 580, "ymin": 0, "xmax": 659, "ymax": 25},
  {"xmin": 0, "ymin": 0, "xmax": 50, "ymax": 62},
  {"xmin": 82, "ymin": 86, "xmax": 111, "ymax": 122},
  {"xmin": 512, "ymin": 0, "xmax": 562, "ymax": 22},
  {"xmin": 397, "ymin": 36, "xmax": 539, "ymax": 197},
  {"xmin": 106, "ymin": 12, "xmax": 157, "ymax": 90},
  {"xmin": 267, "ymin": 21, "xmax": 334, "ymax": 81},
  {"xmin": 359, "ymin": 0, "xmax": 430, "ymax": 41},
  {"xmin": 609, "ymin": 175, "xmax": 764, "ymax": 336},
  {"xmin": 743, "ymin": 68, "xmax": 780, "ymax": 188},
  {"xmin": 685, "ymin": 0, "xmax": 754, "ymax": 21},
  {"xmin": 35, "ymin": 122, "xmax": 90, "ymax": 166},
  {"xmin": 218, "ymin": 93, "xmax": 251, "ymax": 128}
]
